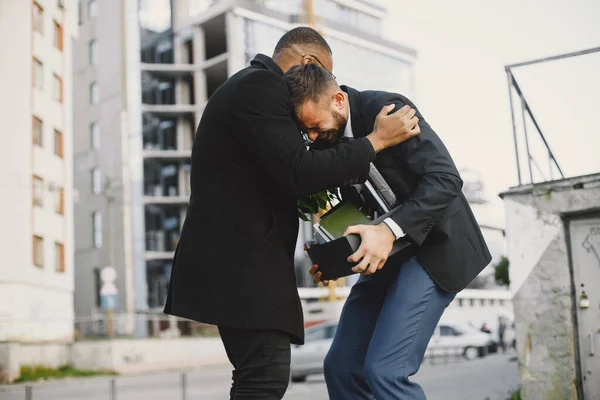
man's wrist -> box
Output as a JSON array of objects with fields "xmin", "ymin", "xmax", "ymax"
[
  {"xmin": 366, "ymin": 134, "xmax": 384, "ymax": 153},
  {"xmin": 382, "ymin": 218, "xmax": 406, "ymax": 240},
  {"xmin": 377, "ymin": 222, "xmax": 397, "ymax": 243}
]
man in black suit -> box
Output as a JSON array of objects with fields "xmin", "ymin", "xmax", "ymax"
[
  {"xmin": 283, "ymin": 64, "xmax": 492, "ymax": 399},
  {"xmin": 164, "ymin": 28, "xmax": 420, "ymax": 399}
]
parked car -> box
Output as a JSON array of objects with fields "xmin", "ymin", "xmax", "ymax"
[
  {"xmin": 290, "ymin": 321, "xmax": 337, "ymax": 382},
  {"xmin": 427, "ymin": 321, "xmax": 494, "ymax": 360}
]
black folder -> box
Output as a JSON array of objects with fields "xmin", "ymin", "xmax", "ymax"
[{"xmin": 306, "ymin": 208, "xmax": 413, "ymax": 281}]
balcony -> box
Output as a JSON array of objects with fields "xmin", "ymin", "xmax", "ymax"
[
  {"xmin": 143, "ymin": 148, "xmax": 192, "ymax": 160},
  {"xmin": 141, "ymin": 103, "xmax": 202, "ymax": 117},
  {"xmin": 141, "ymin": 62, "xmax": 202, "ymax": 78},
  {"xmin": 145, "ymin": 250, "xmax": 175, "ymax": 261}
]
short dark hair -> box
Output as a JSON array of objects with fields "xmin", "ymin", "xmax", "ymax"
[
  {"xmin": 273, "ymin": 27, "xmax": 332, "ymax": 57},
  {"xmin": 283, "ymin": 63, "xmax": 338, "ymax": 113}
]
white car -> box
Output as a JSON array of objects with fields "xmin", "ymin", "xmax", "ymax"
[
  {"xmin": 290, "ymin": 322, "xmax": 337, "ymax": 382},
  {"xmin": 427, "ymin": 321, "xmax": 495, "ymax": 360}
]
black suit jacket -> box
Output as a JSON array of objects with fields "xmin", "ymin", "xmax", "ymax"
[
  {"xmin": 163, "ymin": 55, "xmax": 377, "ymax": 344},
  {"xmin": 338, "ymin": 86, "xmax": 492, "ymax": 293}
]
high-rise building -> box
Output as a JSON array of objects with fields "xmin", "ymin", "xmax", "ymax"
[
  {"xmin": 0, "ymin": 0, "xmax": 78, "ymax": 341},
  {"xmin": 73, "ymin": 0, "xmax": 416, "ymax": 326}
]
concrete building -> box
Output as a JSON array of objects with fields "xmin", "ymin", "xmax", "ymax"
[
  {"xmin": 72, "ymin": 0, "xmax": 144, "ymax": 333},
  {"xmin": 0, "ymin": 0, "xmax": 78, "ymax": 342},
  {"xmin": 72, "ymin": 0, "xmax": 417, "ymax": 323}
]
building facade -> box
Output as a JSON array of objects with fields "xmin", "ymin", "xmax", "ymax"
[
  {"xmin": 73, "ymin": 0, "xmax": 417, "ymax": 325},
  {"xmin": 0, "ymin": 0, "xmax": 78, "ymax": 342}
]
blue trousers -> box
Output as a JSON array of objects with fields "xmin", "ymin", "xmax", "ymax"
[{"xmin": 324, "ymin": 256, "xmax": 455, "ymax": 399}]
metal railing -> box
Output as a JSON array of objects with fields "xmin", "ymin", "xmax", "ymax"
[{"xmin": 505, "ymin": 46, "xmax": 600, "ymax": 186}]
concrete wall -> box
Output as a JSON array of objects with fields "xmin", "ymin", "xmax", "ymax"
[
  {"xmin": 502, "ymin": 174, "xmax": 600, "ymax": 400},
  {"xmin": 0, "ymin": 337, "xmax": 226, "ymax": 383},
  {"xmin": 0, "ymin": 0, "xmax": 77, "ymax": 342}
]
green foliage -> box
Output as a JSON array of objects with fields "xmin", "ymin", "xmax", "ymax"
[
  {"xmin": 16, "ymin": 365, "xmax": 117, "ymax": 383},
  {"xmin": 297, "ymin": 190, "xmax": 338, "ymax": 221},
  {"xmin": 494, "ymin": 256, "xmax": 510, "ymax": 287},
  {"xmin": 509, "ymin": 389, "xmax": 521, "ymax": 400}
]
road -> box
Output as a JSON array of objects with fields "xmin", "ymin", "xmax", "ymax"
[{"xmin": 1, "ymin": 353, "xmax": 519, "ymax": 400}]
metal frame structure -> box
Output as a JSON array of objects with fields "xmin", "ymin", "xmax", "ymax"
[{"xmin": 505, "ymin": 46, "xmax": 600, "ymax": 185}]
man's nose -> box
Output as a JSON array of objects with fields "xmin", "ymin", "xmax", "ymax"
[{"xmin": 307, "ymin": 131, "xmax": 319, "ymax": 142}]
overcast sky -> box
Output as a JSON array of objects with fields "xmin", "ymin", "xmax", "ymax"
[{"xmin": 382, "ymin": 0, "xmax": 600, "ymax": 226}]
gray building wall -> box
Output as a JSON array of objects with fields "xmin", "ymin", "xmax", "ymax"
[
  {"xmin": 501, "ymin": 174, "xmax": 600, "ymax": 400},
  {"xmin": 73, "ymin": 0, "xmax": 130, "ymax": 318}
]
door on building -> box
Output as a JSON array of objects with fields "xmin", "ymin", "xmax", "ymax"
[{"xmin": 569, "ymin": 217, "xmax": 600, "ymax": 399}]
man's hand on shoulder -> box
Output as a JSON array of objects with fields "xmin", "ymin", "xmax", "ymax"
[
  {"xmin": 346, "ymin": 223, "xmax": 396, "ymax": 275},
  {"xmin": 367, "ymin": 104, "xmax": 420, "ymax": 153}
]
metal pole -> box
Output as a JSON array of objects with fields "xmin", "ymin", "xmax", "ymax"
[
  {"xmin": 505, "ymin": 46, "xmax": 600, "ymax": 69},
  {"xmin": 25, "ymin": 385, "xmax": 32, "ymax": 400},
  {"xmin": 181, "ymin": 372, "xmax": 188, "ymax": 400},
  {"xmin": 520, "ymin": 94, "xmax": 534, "ymax": 184},
  {"xmin": 505, "ymin": 70, "xmax": 522, "ymax": 185},
  {"xmin": 110, "ymin": 378, "xmax": 117, "ymax": 400}
]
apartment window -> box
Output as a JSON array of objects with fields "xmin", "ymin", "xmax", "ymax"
[
  {"xmin": 33, "ymin": 235, "xmax": 44, "ymax": 267},
  {"xmin": 33, "ymin": 176, "xmax": 44, "ymax": 207},
  {"xmin": 55, "ymin": 242, "xmax": 65, "ymax": 272},
  {"xmin": 33, "ymin": 58, "xmax": 44, "ymax": 90},
  {"xmin": 32, "ymin": 116, "xmax": 43, "ymax": 146},
  {"xmin": 53, "ymin": 21, "xmax": 63, "ymax": 50},
  {"xmin": 93, "ymin": 211, "xmax": 103, "ymax": 248},
  {"xmin": 53, "ymin": 187, "xmax": 64, "ymax": 214},
  {"xmin": 54, "ymin": 129, "xmax": 63, "ymax": 157},
  {"xmin": 94, "ymin": 268, "xmax": 102, "ymax": 306},
  {"xmin": 92, "ymin": 167, "xmax": 102, "ymax": 194},
  {"xmin": 89, "ymin": 39, "xmax": 98, "ymax": 65},
  {"xmin": 90, "ymin": 122, "xmax": 100, "ymax": 149},
  {"xmin": 90, "ymin": 82, "xmax": 99, "ymax": 104},
  {"xmin": 33, "ymin": 2, "xmax": 44, "ymax": 33},
  {"xmin": 53, "ymin": 74, "xmax": 63, "ymax": 102},
  {"xmin": 78, "ymin": 1, "xmax": 83, "ymax": 25},
  {"xmin": 88, "ymin": 0, "xmax": 97, "ymax": 19}
]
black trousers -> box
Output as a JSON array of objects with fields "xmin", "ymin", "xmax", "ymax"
[{"xmin": 218, "ymin": 326, "xmax": 291, "ymax": 400}]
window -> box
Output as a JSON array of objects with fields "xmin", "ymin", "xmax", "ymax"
[
  {"xmin": 53, "ymin": 74, "xmax": 63, "ymax": 102},
  {"xmin": 33, "ymin": 58, "xmax": 44, "ymax": 90},
  {"xmin": 33, "ymin": 2, "xmax": 44, "ymax": 33},
  {"xmin": 32, "ymin": 116, "xmax": 43, "ymax": 146},
  {"xmin": 93, "ymin": 211, "xmax": 103, "ymax": 248},
  {"xmin": 54, "ymin": 129, "xmax": 63, "ymax": 157},
  {"xmin": 53, "ymin": 187, "xmax": 64, "ymax": 214},
  {"xmin": 94, "ymin": 268, "xmax": 102, "ymax": 306},
  {"xmin": 89, "ymin": 39, "xmax": 98, "ymax": 65},
  {"xmin": 305, "ymin": 327, "xmax": 328, "ymax": 342},
  {"xmin": 90, "ymin": 122, "xmax": 100, "ymax": 149},
  {"xmin": 55, "ymin": 242, "xmax": 65, "ymax": 272},
  {"xmin": 89, "ymin": 81, "xmax": 99, "ymax": 104},
  {"xmin": 92, "ymin": 167, "xmax": 102, "ymax": 194},
  {"xmin": 78, "ymin": 0, "xmax": 84, "ymax": 25},
  {"xmin": 33, "ymin": 235, "xmax": 44, "ymax": 268},
  {"xmin": 33, "ymin": 175, "xmax": 44, "ymax": 207},
  {"xmin": 440, "ymin": 326, "xmax": 461, "ymax": 337},
  {"xmin": 53, "ymin": 21, "xmax": 63, "ymax": 50},
  {"xmin": 457, "ymin": 298, "xmax": 464, "ymax": 307},
  {"xmin": 88, "ymin": 0, "xmax": 97, "ymax": 19}
]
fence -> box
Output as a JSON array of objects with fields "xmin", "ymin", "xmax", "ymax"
[
  {"xmin": 0, "ymin": 372, "xmax": 190, "ymax": 400},
  {"xmin": 505, "ymin": 46, "xmax": 600, "ymax": 185}
]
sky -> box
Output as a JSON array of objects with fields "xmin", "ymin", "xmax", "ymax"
[{"xmin": 382, "ymin": 0, "xmax": 600, "ymax": 227}]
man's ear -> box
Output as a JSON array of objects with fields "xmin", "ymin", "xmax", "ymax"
[{"xmin": 332, "ymin": 91, "xmax": 345, "ymax": 110}]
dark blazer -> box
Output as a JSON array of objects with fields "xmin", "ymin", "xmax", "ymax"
[
  {"xmin": 339, "ymin": 86, "xmax": 492, "ymax": 293},
  {"xmin": 163, "ymin": 55, "xmax": 377, "ymax": 344}
]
